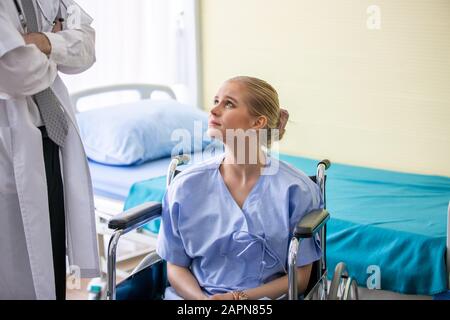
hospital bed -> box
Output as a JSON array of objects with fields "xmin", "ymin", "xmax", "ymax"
[{"xmin": 70, "ymin": 84, "xmax": 207, "ymax": 284}]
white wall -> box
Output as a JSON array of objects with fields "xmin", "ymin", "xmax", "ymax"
[{"xmin": 200, "ymin": 0, "xmax": 450, "ymax": 176}]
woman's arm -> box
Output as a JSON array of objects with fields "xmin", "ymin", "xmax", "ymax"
[
  {"xmin": 210, "ymin": 263, "xmax": 313, "ymax": 300},
  {"xmin": 245, "ymin": 264, "xmax": 313, "ymax": 300},
  {"xmin": 167, "ymin": 262, "xmax": 208, "ymax": 300}
]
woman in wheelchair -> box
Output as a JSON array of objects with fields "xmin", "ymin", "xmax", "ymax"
[{"xmin": 156, "ymin": 76, "xmax": 323, "ymax": 300}]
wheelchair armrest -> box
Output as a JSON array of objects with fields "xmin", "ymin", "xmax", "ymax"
[
  {"xmin": 108, "ymin": 202, "xmax": 162, "ymax": 231},
  {"xmin": 294, "ymin": 209, "xmax": 330, "ymax": 239}
]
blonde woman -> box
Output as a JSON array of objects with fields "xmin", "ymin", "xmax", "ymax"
[{"xmin": 157, "ymin": 76, "xmax": 322, "ymax": 300}]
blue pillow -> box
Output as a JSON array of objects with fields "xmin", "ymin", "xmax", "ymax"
[{"xmin": 76, "ymin": 99, "xmax": 210, "ymax": 166}]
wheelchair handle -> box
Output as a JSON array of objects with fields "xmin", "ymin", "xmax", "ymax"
[
  {"xmin": 316, "ymin": 160, "xmax": 330, "ymax": 287},
  {"xmin": 294, "ymin": 209, "xmax": 330, "ymax": 239},
  {"xmin": 288, "ymin": 209, "xmax": 330, "ymax": 300},
  {"xmin": 316, "ymin": 160, "xmax": 330, "ymax": 207},
  {"xmin": 107, "ymin": 202, "xmax": 162, "ymax": 300},
  {"xmin": 108, "ymin": 202, "xmax": 162, "ymax": 231},
  {"xmin": 318, "ymin": 159, "xmax": 331, "ymax": 170}
]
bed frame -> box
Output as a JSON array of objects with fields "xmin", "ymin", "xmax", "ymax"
[
  {"xmin": 71, "ymin": 83, "xmax": 176, "ymax": 113},
  {"xmin": 70, "ymin": 84, "xmax": 177, "ymax": 282}
]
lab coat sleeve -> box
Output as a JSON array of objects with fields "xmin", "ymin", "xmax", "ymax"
[
  {"xmin": 0, "ymin": 6, "xmax": 58, "ymax": 98},
  {"xmin": 0, "ymin": 45, "xmax": 58, "ymax": 99},
  {"xmin": 42, "ymin": 0, "xmax": 96, "ymax": 75}
]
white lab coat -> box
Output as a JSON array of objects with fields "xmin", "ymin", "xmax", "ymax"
[{"xmin": 0, "ymin": 0, "xmax": 99, "ymax": 299}]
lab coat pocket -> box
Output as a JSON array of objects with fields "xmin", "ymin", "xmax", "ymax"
[{"xmin": 0, "ymin": 127, "xmax": 16, "ymax": 194}]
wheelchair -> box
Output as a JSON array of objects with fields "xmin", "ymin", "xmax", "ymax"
[{"xmin": 104, "ymin": 157, "xmax": 359, "ymax": 300}]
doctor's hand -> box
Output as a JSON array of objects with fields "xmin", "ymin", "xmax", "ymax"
[
  {"xmin": 23, "ymin": 32, "xmax": 52, "ymax": 56},
  {"xmin": 52, "ymin": 20, "xmax": 63, "ymax": 33}
]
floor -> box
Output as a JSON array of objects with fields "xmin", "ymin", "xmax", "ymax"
[
  {"xmin": 70, "ymin": 198, "xmax": 159, "ymax": 300},
  {"xmin": 67, "ymin": 278, "xmax": 91, "ymax": 300},
  {"xmin": 67, "ymin": 277, "xmax": 434, "ymax": 300},
  {"xmin": 357, "ymin": 287, "xmax": 432, "ymax": 300},
  {"xmin": 67, "ymin": 255, "xmax": 143, "ymax": 300}
]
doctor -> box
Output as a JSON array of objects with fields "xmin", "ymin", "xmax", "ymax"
[{"xmin": 0, "ymin": 0, "xmax": 99, "ymax": 299}]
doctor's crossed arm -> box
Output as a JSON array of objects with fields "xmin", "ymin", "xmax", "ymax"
[
  {"xmin": 27, "ymin": 0, "xmax": 96, "ymax": 74},
  {"xmin": 22, "ymin": 32, "xmax": 52, "ymax": 55},
  {"xmin": 22, "ymin": 19, "xmax": 62, "ymax": 56},
  {"xmin": 42, "ymin": 0, "xmax": 96, "ymax": 74},
  {"xmin": 0, "ymin": 10, "xmax": 56, "ymax": 98},
  {"xmin": 0, "ymin": 0, "xmax": 95, "ymax": 98}
]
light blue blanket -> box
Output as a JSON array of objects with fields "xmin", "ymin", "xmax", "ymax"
[{"xmin": 124, "ymin": 154, "xmax": 450, "ymax": 295}]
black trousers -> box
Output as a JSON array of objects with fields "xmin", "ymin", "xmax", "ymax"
[{"xmin": 40, "ymin": 126, "xmax": 66, "ymax": 300}]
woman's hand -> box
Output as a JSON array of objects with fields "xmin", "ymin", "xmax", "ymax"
[
  {"xmin": 209, "ymin": 292, "xmax": 235, "ymax": 300},
  {"xmin": 167, "ymin": 262, "xmax": 210, "ymax": 300}
]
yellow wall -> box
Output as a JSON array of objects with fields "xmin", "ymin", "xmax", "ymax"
[{"xmin": 199, "ymin": 0, "xmax": 450, "ymax": 177}]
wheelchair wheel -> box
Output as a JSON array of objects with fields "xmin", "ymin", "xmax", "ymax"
[
  {"xmin": 342, "ymin": 277, "xmax": 359, "ymax": 300},
  {"xmin": 303, "ymin": 272, "xmax": 328, "ymax": 300},
  {"xmin": 328, "ymin": 262, "xmax": 358, "ymax": 300}
]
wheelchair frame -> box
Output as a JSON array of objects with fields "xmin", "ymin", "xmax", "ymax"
[{"xmin": 105, "ymin": 158, "xmax": 358, "ymax": 300}]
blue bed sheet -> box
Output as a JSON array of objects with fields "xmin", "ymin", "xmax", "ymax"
[
  {"xmin": 88, "ymin": 151, "xmax": 209, "ymax": 201},
  {"xmin": 88, "ymin": 158, "xmax": 172, "ymax": 201},
  {"xmin": 123, "ymin": 153, "xmax": 450, "ymax": 295}
]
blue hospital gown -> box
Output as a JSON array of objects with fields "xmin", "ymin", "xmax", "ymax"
[{"xmin": 156, "ymin": 153, "xmax": 323, "ymax": 298}]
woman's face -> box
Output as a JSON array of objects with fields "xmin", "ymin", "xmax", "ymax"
[{"xmin": 207, "ymin": 81, "xmax": 265, "ymax": 144}]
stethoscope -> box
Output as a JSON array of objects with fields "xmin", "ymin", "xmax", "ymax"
[{"xmin": 13, "ymin": 0, "xmax": 66, "ymax": 32}]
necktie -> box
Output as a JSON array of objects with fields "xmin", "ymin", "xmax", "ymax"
[{"xmin": 21, "ymin": 0, "xmax": 69, "ymax": 147}]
